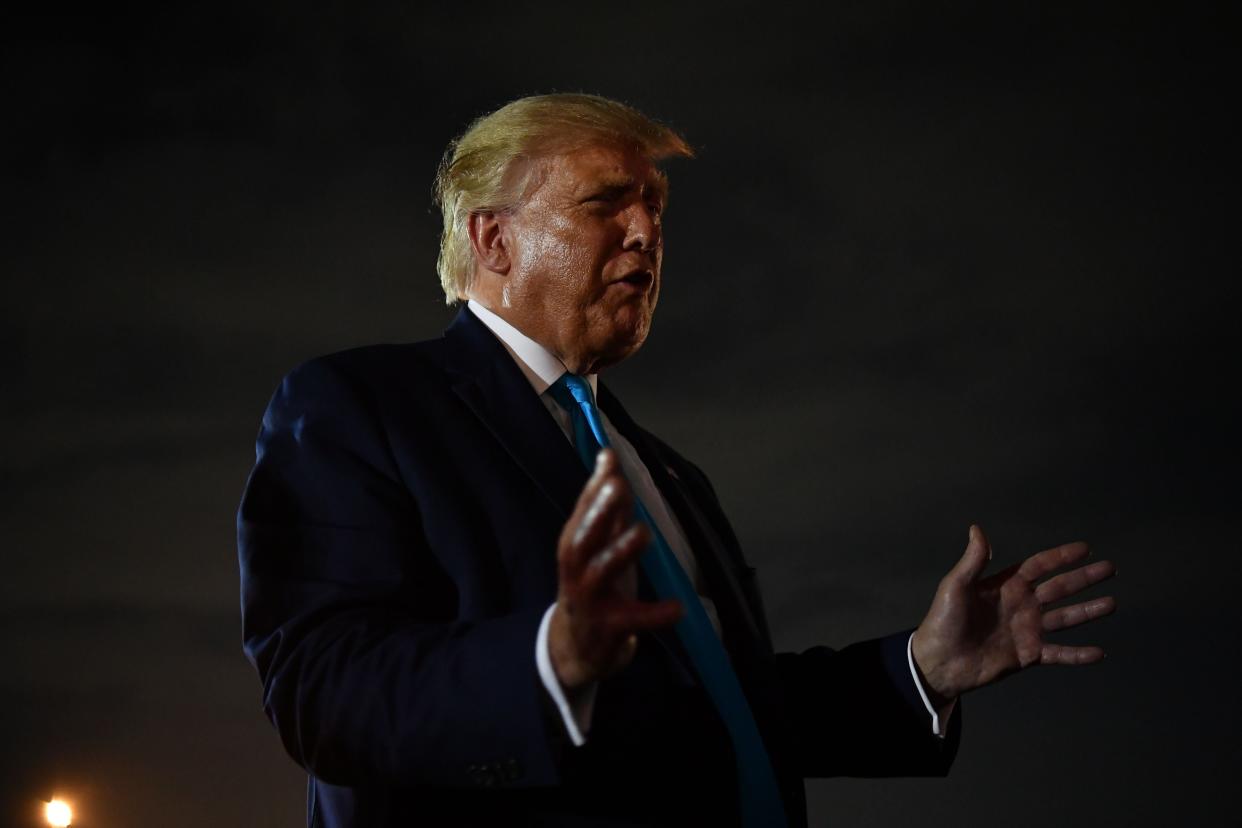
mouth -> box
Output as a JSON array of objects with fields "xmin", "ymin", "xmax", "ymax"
[{"xmin": 612, "ymin": 268, "xmax": 655, "ymax": 293}]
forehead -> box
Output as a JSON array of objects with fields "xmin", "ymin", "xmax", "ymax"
[{"xmin": 543, "ymin": 142, "xmax": 666, "ymax": 191}]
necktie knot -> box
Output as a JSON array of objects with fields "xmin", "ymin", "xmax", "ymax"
[
  {"xmin": 550, "ymin": 373, "xmax": 611, "ymax": 450},
  {"xmin": 556, "ymin": 373, "xmax": 594, "ymax": 408}
]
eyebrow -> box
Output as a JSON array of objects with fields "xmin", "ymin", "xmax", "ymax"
[{"xmin": 582, "ymin": 170, "xmax": 669, "ymax": 203}]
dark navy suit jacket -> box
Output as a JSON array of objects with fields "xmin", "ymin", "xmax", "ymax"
[{"xmin": 237, "ymin": 307, "xmax": 959, "ymax": 827}]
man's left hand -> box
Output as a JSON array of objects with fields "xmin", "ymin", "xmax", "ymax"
[{"xmin": 911, "ymin": 524, "xmax": 1116, "ymax": 707}]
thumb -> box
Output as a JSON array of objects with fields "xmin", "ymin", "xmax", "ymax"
[{"xmin": 948, "ymin": 524, "xmax": 992, "ymax": 584}]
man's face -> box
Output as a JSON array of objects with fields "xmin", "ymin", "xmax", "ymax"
[{"xmin": 497, "ymin": 142, "xmax": 668, "ymax": 375}]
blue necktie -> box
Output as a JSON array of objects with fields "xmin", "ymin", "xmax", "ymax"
[{"xmin": 548, "ymin": 373, "xmax": 788, "ymax": 828}]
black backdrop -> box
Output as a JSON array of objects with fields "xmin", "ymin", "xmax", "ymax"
[{"xmin": 2, "ymin": 3, "xmax": 1235, "ymax": 826}]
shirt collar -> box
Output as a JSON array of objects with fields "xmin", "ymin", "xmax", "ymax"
[{"xmin": 467, "ymin": 299, "xmax": 598, "ymax": 397}]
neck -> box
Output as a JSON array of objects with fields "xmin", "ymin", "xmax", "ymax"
[{"xmin": 466, "ymin": 296, "xmax": 604, "ymax": 375}]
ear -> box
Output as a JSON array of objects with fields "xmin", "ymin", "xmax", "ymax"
[{"xmin": 467, "ymin": 210, "xmax": 511, "ymax": 275}]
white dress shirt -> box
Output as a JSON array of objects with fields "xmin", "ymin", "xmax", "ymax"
[{"xmin": 465, "ymin": 300, "xmax": 954, "ymax": 747}]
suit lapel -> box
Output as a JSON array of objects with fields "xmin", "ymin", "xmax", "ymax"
[
  {"xmin": 443, "ymin": 307, "xmax": 587, "ymax": 519},
  {"xmin": 441, "ymin": 309, "xmax": 702, "ymax": 686},
  {"xmin": 597, "ymin": 383, "xmax": 774, "ymax": 668},
  {"xmin": 597, "ymin": 385, "xmax": 789, "ymax": 743},
  {"xmin": 441, "ymin": 307, "xmax": 771, "ymax": 695}
]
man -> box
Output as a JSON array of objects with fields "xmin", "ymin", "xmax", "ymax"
[{"xmin": 237, "ymin": 94, "xmax": 1116, "ymax": 827}]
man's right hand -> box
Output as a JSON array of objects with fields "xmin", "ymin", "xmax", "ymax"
[{"xmin": 548, "ymin": 448, "xmax": 685, "ymax": 691}]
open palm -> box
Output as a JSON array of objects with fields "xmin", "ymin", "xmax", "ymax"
[{"xmin": 912, "ymin": 525, "xmax": 1116, "ymax": 703}]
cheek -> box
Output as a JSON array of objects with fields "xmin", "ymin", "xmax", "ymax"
[
  {"xmin": 549, "ymin": 228, "xmax": 617, "ymax": 303},
  {"xmin": 507, "ymin": 225, "xmax": 572, "ymax": 302},
  {"xmin": 541, "ymin": 217, "xmax": 599, "ymax": 269}
]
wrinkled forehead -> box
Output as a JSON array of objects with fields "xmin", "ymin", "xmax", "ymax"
[{"xmin": 523, "ymin": 140, "xmax": 670, "ymax": 201}]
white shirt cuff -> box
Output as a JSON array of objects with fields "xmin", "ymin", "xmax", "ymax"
[
  {"xmin": 535, "ymin": 602, "xmax": 598, "ymax": 746},
  {"xmin": 906, "ymin": 632, "xmax": 957, "ymax": 738}
]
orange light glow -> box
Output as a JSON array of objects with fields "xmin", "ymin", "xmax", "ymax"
[{"xmin": 45, "ymin": 798, "xmax": 72, "ymax": 827}]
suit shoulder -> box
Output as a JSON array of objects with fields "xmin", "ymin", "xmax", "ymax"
[
  {"xmin": 256, "ymin": 338, "xmax": 457, "ymax": 436},
  {"xmin": 279, "ymin": 337, "xmax": 452, "ymax": 393},
  {"xmin": 298, "ymin": 337, "xmax": 450, "ymax": 378}
]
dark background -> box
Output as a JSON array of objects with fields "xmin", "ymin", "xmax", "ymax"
[{"xmin": 2, "ymin": 2, "xmax": 1235, "ymax": 826}]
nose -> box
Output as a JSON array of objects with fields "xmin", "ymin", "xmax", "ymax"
[{"xmin": 622, "ymin": 202, "xmax": 661, "ymax": 253}]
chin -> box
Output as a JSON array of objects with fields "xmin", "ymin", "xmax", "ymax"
[
  {"xmin": 582, "ymin": 299, "xmax": 655, "ymax": 369},
  {"xmin": 611, "ymin": 325, "xmax": 653, "ymax": 365},
  {"xmin": 585, "ymin": 322, "xmax": 647, "ymax": 373}
]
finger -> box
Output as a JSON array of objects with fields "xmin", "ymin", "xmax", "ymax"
[
  {"xmin": 604, "ymin": 474, "xmax": 632, "ymax": 541},
  {"xmin": 605, "ymin": 598, "xmax": 685, "ymax": 633},
  {"xmin": 577, "ymin": 449, "xmax": 623, "ymax": 516},
  {"xmin": 1034, "ymin": 560, "xmax": 1116, "ymax": 604},
  {"xmin": 561, "ymin": 449, "xmax": 617, "ymax": 543},
  {"xmin": 1041, "ymin": 596, "xmax": 1117, "ymax": 632},
  {"xmin": 560, "ymin": 474, "xmax": 621, "ymax": 582},
  {"xmin": 947, "ymin": 524, "xmax": 992, "ymax": 584},
  {"xmin": 1016, "ymin": 540, "xmax": 1090, "ymax": 582},
  {"xmin": 561, "ymin": 466, "xmax": 633, "ymax": 579},
  {"xmin": 597, "ymin": 633, "xmax": 640, "ymax": 679},
  {"xmin": 571, "ymin": 472, "xmax": 632, "ymax": 549},
  {"xmin": 616, "ymin": 632, "xmax": 639, "ymax": 665},
  {"xmin": 580, "ymin": 523, "xmax": 651, "ymax": 599},
  {"xmin": 1040, "ymin": 643, "xmax": 1106, "ymax": 665}
]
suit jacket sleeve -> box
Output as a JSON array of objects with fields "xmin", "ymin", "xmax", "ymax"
[
  {"xmin": 670, "ymin": 454, "xmax": 960, "ymax": 779},
  {"xmin": 237, "ymin": 356, "xmax": 570, "ymax": 790},
  {"xmin": 773, "ymin": 633, "xmax": 961, "ymax": 778}
]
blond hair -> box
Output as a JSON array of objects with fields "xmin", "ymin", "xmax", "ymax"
[{"xmin": 433, "ymin": 93, "xmax": 694, "ymax": 304}]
